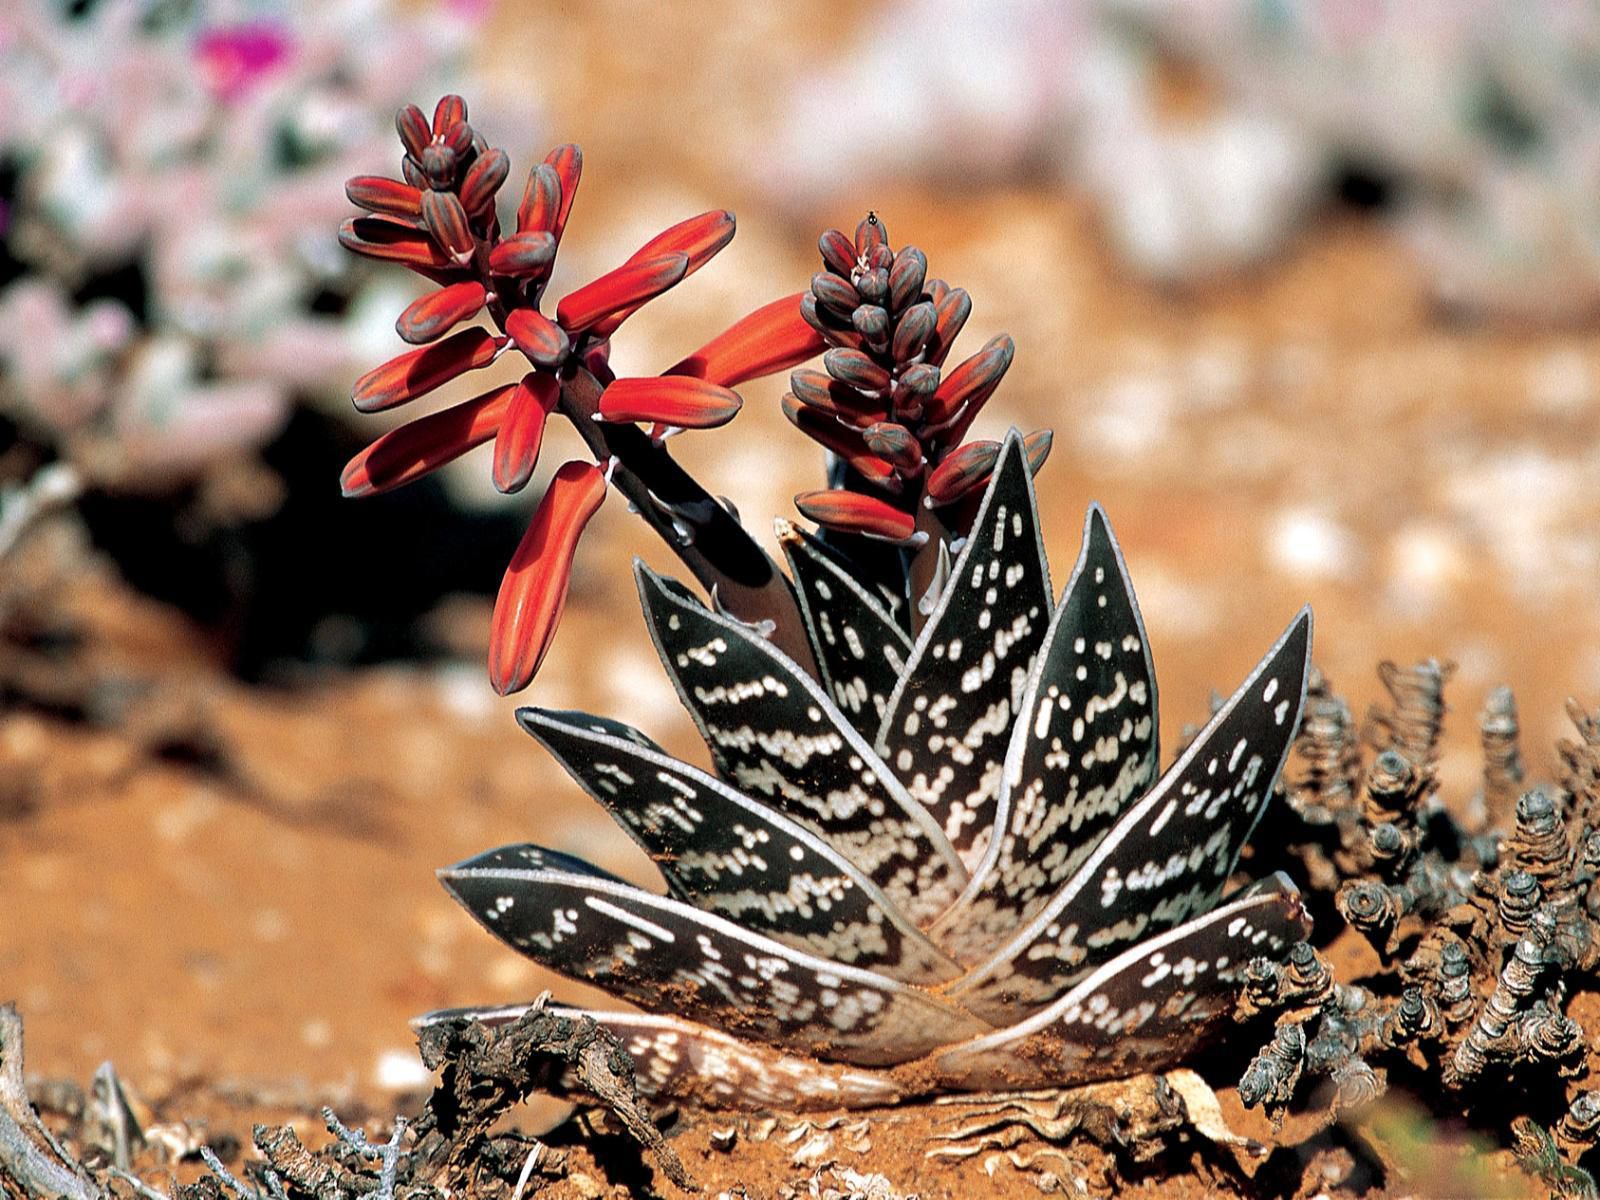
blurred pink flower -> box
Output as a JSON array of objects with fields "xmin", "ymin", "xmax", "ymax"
[{"xmin": 194, "ymin": 22, "xmax": 294, "ymax": 102}]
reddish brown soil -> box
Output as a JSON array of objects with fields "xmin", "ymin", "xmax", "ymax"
[{"xmin": 5, "ymin": 4, "xmax": 1600, "ymax": 1196}]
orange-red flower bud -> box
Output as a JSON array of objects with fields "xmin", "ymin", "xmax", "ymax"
[
  {"xmin": 794, "ymin": 489, "xmax": 916, "ymax": 543},
  {"xmin": 667, "ymin": 293, "xmax": 826, "ymax": 388},
  {"xmin": 489, "ymin": 460, "xmax": 608, "ymax": 695},
  {"xmin": 351, "ymin": 327, "xmax": 504, "ymax": 412},
  {"xmin": 505, "ymin": 309, "xmax": 570, "ymax": 368},
  {"xmin": 556, "ymin": 252, "xmax": 687, "ymax": 334},
  {"xmin": 395, "ymin": 281, "xmax": 487, "ymax": 345},
  {"xmin": 493, "ymin": 372, "xmax": 561, "ymax": 494},
  {"xmin": 340, "ymin": 385, "xmax": 515, "ymax": 498},
  {"xmin": 597, "ymin": 376, "xmax": 742, "ymax": 429}
]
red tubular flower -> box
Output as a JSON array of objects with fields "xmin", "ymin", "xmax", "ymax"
[
  {"xmin": 339, "ymin": 217, "xmax": 451, "ymax": 270},
  {"xmin": 489, "ymin": 460, "xmax": 608, "ymax": 696},
  {"xmin": 396, "ymin": 281, "xmax": 488, "ymax": 345},
  {"xmin": 516, "ymin": 162, "xmax": 562, "ymax": 234},
  {"xmin": 346, "ymin": 176, "xmax": 423, "ymax": 218},
  {"xmin": 668, "ymin": 293, "xmax": 827, "ymax": 388},
  {"xmin": 351, "ymin": 328, "xmax": 505, "ymax": 413},
  {"xmin": 780, "ymin": 395, "xmax": 898, "ymax": 490},
  {"xmin": 505, "ymin": 309, "xmax": 570, "ymax": 368},
  {"xmin": 542, "ymin": 144, "xmax": 583, "ymax": 243},
  {"xmin": 925, "ymin": 333, "xmax": 1015, "ymax": 432},
  {"xmin": 493, "ymin": 373, "xmax": 561, "ymax": 494},
  {"xmin": 793, "ymin": 489, "xmax": 917, "ymax": 543},
  {"xmin": 924, "ymin": 439, "xmax": 1000, "ymax": 507},
  {"xmin": 598, "ymin": 377, "xmax": 742, "ymax": 429},
  {"xmin": 556, "ymin": 252, "xmax": 688, "ymax": 334},
  {"xmin": 341, "ymin": 385, "xmax": 515, "ymax": 498},
  {"xmin": 488, "ymin": 232, "xmax": 557, "ymax": 276},
  {"xmin": 589, "ymin": 210, "xmax": 736, "ymax": 339}
]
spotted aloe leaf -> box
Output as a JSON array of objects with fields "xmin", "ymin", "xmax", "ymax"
[
  {"xmin": 776, "ymin": 518, "xmax": 913, "ymax": 739},
  {"xmin": 439, "ymin": 844, "xmax": 989, "ymax": 1066},
  {"xmin": 875, "ymin": 431, "xmax": 1053, "ymax": 863},
  {"xmin": 933, "ymin": 503, "xmax": 1159, "ymax": 964},
  {"xmin": 635, "ymin": 562, "xmax": 967, "ymax": 926},
  {"xmin": 947, "ymin": 608, "xmax": 1313, "ymax": 1021},
  {"xmin": 516, "ymin": 708, "xmax": 961, "ymax": 984},
  {"xmin": 931, "ymin": 875, "xmax": 1311, "ymax": 1090}
]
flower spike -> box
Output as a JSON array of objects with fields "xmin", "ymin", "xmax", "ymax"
[{"xmin": 341, "ymin": 101, "xmax": 825, "ymax": 690}]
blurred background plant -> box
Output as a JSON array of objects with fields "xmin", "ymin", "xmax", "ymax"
[
  {"xmin": 0, "ymin": 0, "xmax": 541, "ymax": 670},
  {"xmin": 763, "ymin": 0, "xmax": 1600, "ymax": 322}
]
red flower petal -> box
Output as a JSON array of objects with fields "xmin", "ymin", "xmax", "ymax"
[
  {"xmin": 862, "ymin": 422, "xmax": 922, "ymax": 473},
  {"xmin": 489, "ymin": 459, "xmax": 608, "ymax": 695},
  {"xmin": 924, "ymin": 440, "xmax": 1000, "ymax": 507},
  {"xmin": 338, "ymin": 216, "xmax": 451, "ymax": 270},
  {"xmin": 925, "ymin": 334, "xmax": 1014, "ymax": 431},
  {"xmin": 598, "ymin": 376, "xmax": 742, "ymax": 429},
  {"xmin": 340, "ymin": 384, "xmax": 514, "ymax": 498},
  {"xmin": 789, "ymin": 369, "xmax": 886, "ymax": 425},
  {"xmin": 395, "ymin": 281, "xmax": 487, "ymax": 345},
  {"xmin": 545, "ymin": 144, "xmax": 583, "ymax": 244},
  {"xmin": 487, "ymin": 231, "xmax": 556, "ymax": 276},
  {"xmin": 818, "ymin": 228, "xmax": 856, "ymax": 276},
  {"xmin": 588, "ymin": 210, "xmax": 736, "ymax": 338},
  {"xmin": 667, "ymin": 293, "xmax": 827, "ymax": 388},
  {"xmin": 421, "ymin": 189, "xmax": 475, "ymax": 265},
  {"xmin": 459, "ymin": 147, "xmax": 510, "ymax": 217},
  {"xmin": 396, "ymin": 104, "xmax": 430, "ymax": 159},
  {"xmin": 780, "ymin": 394, "xmax": 898, "ymax": 490},
  {"xmin": 432, "ymin": 94, "xmax": 467, "ymax": 135},
  {"xmin": 794, "ymin": 489, "xmax": 915, "ymax": 542},
  {"xmin": 1024, "ymin": 428, "xmax": 1052, "ymax": 474},
  {"xmin": 505, "ymin": 309, "xmax": 570, "ymax": 368},
  {"xmin": 493, "ymin": 372, "xmax": 560, "ymax": 494},
  {"xmin": 556, "ymin": 252, "xmax": 687, "ymax": 334},
  {"xmin": 516, "ymin": 162, "xmax": 561, "ymax": 235},
  {"xmin": 351, "ymin": 328, "xmax": 505, "ymax": 412},
  {"xmin": 346, "ymin": 176, "xmax": 422, "ymax": 218},
  {"xmin": 925, "ymin": 286, "xmax": 971, "ymax": 368}
]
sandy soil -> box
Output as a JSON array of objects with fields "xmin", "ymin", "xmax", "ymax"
[{"xmin": 4, "ymin": 2, "xmax": 1599, "ymax": 1195}]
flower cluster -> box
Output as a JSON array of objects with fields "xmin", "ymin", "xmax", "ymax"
[
  {"xmin": 339, "ymin": 96, "xmax": 828, "ymax": 694},
  {"xmin": 786, "ymin": 214, "xmax": 1048, "ymax": 547}
]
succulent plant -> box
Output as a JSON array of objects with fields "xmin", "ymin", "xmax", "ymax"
[
  {"xmin": 340, "ymin": 91, "xmax": 1322, "ymax": 1111},
  {"xmin": 418, "ymin": 431, "xmax": 1315, "ymax": 1108},
  {"xmin": 1235, "ymin": 663, "xmax": 1600, "ymax": 1172}
]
